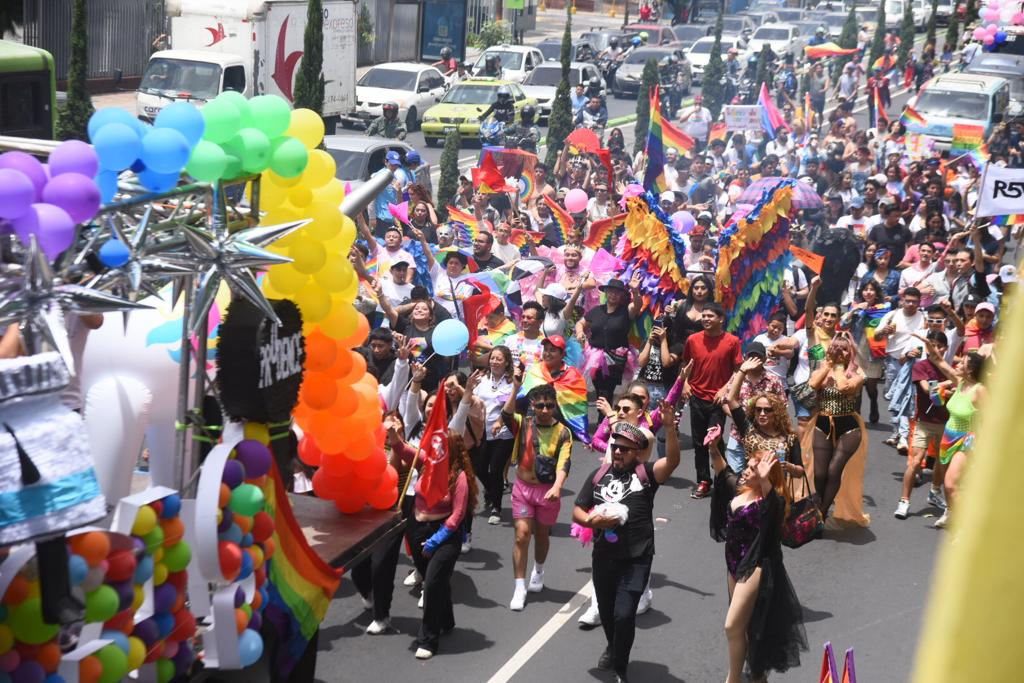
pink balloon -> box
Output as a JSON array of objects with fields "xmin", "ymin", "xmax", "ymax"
[
  {"xmin": 564, "ymin": 188, "xmax": 589, "ymax": 214},
  {"xmin": 973, "ymin": 27, "xmax": 988, "ymax": 39},
  {"xmin": 1014, "ymin": 12, "xmax": 1024, "ymax": 24},
  {"xmin": 986, "ymin": 23, "xmax": 999, "ymax": 33},
  {"xmin": 983, "ymin": 34, "xmax": 996, "ymax": 44},
  {"xmin": 983, "ymin": 8, "xmax": 998, "ymax": 20}
]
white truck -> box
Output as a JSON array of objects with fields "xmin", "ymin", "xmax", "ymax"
[{"xmin": 137, "ymin": 0, "xmax": 356, "ymax": 129}]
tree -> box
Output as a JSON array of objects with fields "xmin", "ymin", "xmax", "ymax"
[
  {"xmin": 868, "ymin": 2, "xmax": 888, "ymax": 71},
  {"xmin": 945, "ymin": 2, "xmax": 961, "ymax": 51},
  {"xmin": 56, "ymin": 0, "xmax": 93, "ymax": 141},
  {"xmin": 545, "ymin": 11, "xmax": 574, "ymax": 167},
  {"xmin": 898, "ymin": 0, "xmax": 915, "ymax": 68},
  {"xmin": 436, "ymin": 130, "xmax": 462, "ymax": 220},
  {"xmin": 754, "ymin": 45, "xmax": 771, "ymax": 102},
  {"xmin": 834, "ymin": 3, "xmax": 860, "ymax": 75},
  {"xmin": 634, "ymin": 59, "xmax": 659, "ymax": 156},
  {"xmin": 965, "ymin": 0, "xmax": 978, "ymax": 23},
  {"xmin": 293, "ymin": 0, "xmax": 325, "ymax": 115},
  {"xmin": 702, "ymin": 12, "xmax": 727, "ymax": 121},
  {"xmin": 926, "ymin": 0, "xmax": 939, "ymax": 50}
]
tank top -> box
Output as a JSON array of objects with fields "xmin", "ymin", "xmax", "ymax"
[{"xmin": 946, "ymin": 383, "xmax": 978, "ymax": 433}]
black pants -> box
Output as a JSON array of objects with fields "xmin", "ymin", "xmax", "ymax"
[
  {"xmin": 350, "ymin": 496, "xmax": 412, "ymax": 622},
  {"xmin": 594, "ymin": 361, "xmax": 625, "ymax": 404},
  {"xmin": 472, "ymin": 438, "xmax": 514, "ymax": 514},
  {"xmin": 592, "ymin": 553, "xmax": 654, "ymax": 677},
  {"xmin": 689, "ymin": 395, "xmax": 726, "ymax": 484},
  {"xmin": 408, "ymin": 519, "xmax": 461, "ymax": 653}
]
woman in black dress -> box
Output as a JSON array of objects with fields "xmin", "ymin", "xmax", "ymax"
[
  {"xmin": 709, "ymin": 430, "xmax": 807, "ymax": 682},
  {"xmin": 670, "ymin": 274, "xmax": 714, "ymax": 349}
]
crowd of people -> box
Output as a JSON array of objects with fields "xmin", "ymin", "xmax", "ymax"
[{"xmin": 334, "ymin": 21, "xmax": 1017, "ymax": 683}]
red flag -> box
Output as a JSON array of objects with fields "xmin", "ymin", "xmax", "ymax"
[
  {"xmin": 461, "ymin": 280, "xmax": 499, "ymax": 347},
  {"xmin": 595, "ymin": 148, "xmax": 614, "ymax": 186},
  {"xmin": 566, "ymin": 127, "xmax": 601, "ymax": 153},
  {"xmin": 472, "ymin": 153, "xmax": 514, "ymax": 193},
  {"xmin": 416, "ymin": 386, "xmax": 450, "ymax": 509}
]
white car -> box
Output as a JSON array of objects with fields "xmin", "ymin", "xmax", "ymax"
[
  {"xmin": 747, "ymin": 23, "xmax": 803, "ymax": 56},
  {"xmin": 521, "ymin": 61, "xmax": 604, "ymax": 121},
  {"xmin": 471, "ymin": 45, "xmax": 547, "ymax": 83},
  {"xmin": 340, "ymin": 62, "xmax": 448, "ymax": 131},
  {"xmin": 688, "ymin": 37, "xmax": 747, "ymax": 84}
]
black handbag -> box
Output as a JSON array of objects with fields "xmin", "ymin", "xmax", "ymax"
[{"xmin": 782, "ymin": 473, "xmax": 824, "ymax": 549}]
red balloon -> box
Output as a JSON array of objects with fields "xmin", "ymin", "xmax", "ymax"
[
  {"xmin": 105, "ymin": 608, "xmax": 134, "ymax": 634},
  {"xmin": 320, "ymin": 451, "xmax": 355, "ymax": 478},
  {"xmin": 251, "ymin": 511, "xmax": 274, "ymax": 543},
  {"xmin": 311, "ymin": 468, "xmax": 346, "ymax": 499},
  {"xmin": 172, "ymin": 610, "xmax": 197, "ymax": 640},
  {"xmin": 381, "ymin": 464, "xmax": 399, "ymax": 490},
  {"xmin": 166, "ymin": 570, "xmax": 188, "ymax": 592},
  {"xmin": 367, "ymin": 478, "xmax": 398, "ymax": 510},
  {"xmin": 297, "ymin": 436, "xmax": 322, "ymax": 467},
  {"xmin": 333, "ymin": 493, "xmax": 364, "ymax": 515},
  {"xmin": 352, "ymin": 448, "xmax": 386, "ymax": 482},
  {"xmin": 218, "ymin": 541, "xmax": 242, "ymax": 581}
]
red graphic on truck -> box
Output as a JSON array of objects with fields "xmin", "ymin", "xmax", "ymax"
[
  {"xmin": 271, "ymin": 16, "xmax": 304, "ymax": 101},
  {"xmin": 204, "ymin": 21, "xmax": 227, "ymax": 46}
]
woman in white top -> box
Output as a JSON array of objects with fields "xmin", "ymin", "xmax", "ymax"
[
  {"xmin": 536, "ymin": 283, "xmax": 584, "ymax": 338},
  {"xmin": 465, "ymin": 347, "xmax": 517, "ymax": 524}
]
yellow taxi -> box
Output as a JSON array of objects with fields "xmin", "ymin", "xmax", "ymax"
[{"xmin": 421, "ymin": 77, "xmax": 537, "ymax": 146}]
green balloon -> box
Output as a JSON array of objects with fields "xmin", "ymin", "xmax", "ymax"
[
  {"xmin": 249, "ymin": 95, "xmax": 293, "ymax": 138},
  {"xmin": 186, "ymin": 140, "xmax": 228, "ymax": 182},
  {"xmin": 228, "ymin": 128, "xmax": 272, "ymax": 174},
  {"xmin": 9, "ymin": 596, "xmax": 58, "ymax": 645},
  {"xmin": 229, "ymin": 483, "xmax": 265, "ymax": 516},
  {"xmin": 156, "ymin": 657, "xmax": 176, "ymax": 683},
  {"xmin": 163, "ymin": 541, "xmax": 193, "ymax": 573},
  {"xmin": 216, "ymin": 90, "xmax": 253, "ymax": 128},
  {"xmin": 84, "ymin": 585, "xmax": 119, "ymax": 623},
  {"xmin": 223, "ymin": 153, "xmax": 243, "ymax": 180},
  {"xmin": 97, "ymin": 643, "xmax": 129, "ymax": 683},
  {"xmin": 201, "ymin": 98, "xmax": 241, "ymax": 144},
  {"xmin": 269, "ymin": 136, "xmax": 309, "ymax": 178},
  {"xmin": 143, "ymin": 524, "xmax": 165, "ymax": 552}
]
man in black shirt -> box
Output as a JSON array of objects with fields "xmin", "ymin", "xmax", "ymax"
[
  {"xmin": 366, "ymin": 327, "xmax": 398, "ymax": 385},
  {"xmin": 573, "ymin": 408, "xmax": 681, "ymax": 683},
  {"xmin": 867, "ymin": 204, "xmax": 913, "ymax": 265},
  {"xmin": 472, "ymin": 231, "xmax": 506, "ymax": 271}
]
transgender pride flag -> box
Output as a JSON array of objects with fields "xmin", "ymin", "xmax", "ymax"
[{"xmin": 758, "ymin": 83, "xmax": 790, "ymax": 141}]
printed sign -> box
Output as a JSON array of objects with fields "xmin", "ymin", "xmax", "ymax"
[{"xmin": 723, "ymin": 105, "xmax": 762, "ymax": 132}]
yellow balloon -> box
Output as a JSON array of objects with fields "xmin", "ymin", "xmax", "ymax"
[
  {"xmin": 319, "ymin": 301, "xmax": 358, "ymax": 339},
  {"xmin": 307, "ymin": 201, "xmax": 343, "ymax": 241},
  {"xmin": 290, "ymin": 237, "xmax": 327, "ymax": 275},
  {"xmin": 304, "ymin": 149, "xmax": 337, "ymax": 188},
  {"xmin": 295, "ymin": 283, "xmax": 332, "ymax": 323},
  {"xmin": 266, "ymin": 169, "xmax": 302, "ymax": 188},
  {"xmin": 335, "ymin": 274, "xmax": 360, "ymax": 303},
  {"xmin": 289, "ymin": 184, "xmax": 313, "ymax": 208},
  {"xmin": 313, "ymin": 178, "xmax": 345, "ymax": 207},
  {"xmin": 258, "ymin": 176, "xmax": 292, "ymax": 210},
  {"xmin": 132, "ymin": 585, "xmax": 144, "ymax": 611},
  {"xmin": 312, "ymin": 253, "xmax": 355, "ymax": 292},
  {"xmin": 268, "ymin": 263, "xmax": 310, "ymax": 295},
  {"xmin": 287, "ymin": 108, "xmax": 325, "ymax": 149},
  {"xmin": 338, "ymin": 215, "xmax": 357, "ymax": 252},
  {"xmin": 152, "ymin": 547, "xmax": 164, "ymax": 563},
  {"xmin": 153, "ymin": 562, "xmax": 169, "ymax": 586},
  {"xmin": 132, "ymin": 505, "xmax": 158, "ymax": 536},
  {"xmin": 244, "ymin": 422, "xmax": 271, "ymax": 444},
  {"xmin": 127, "ymin": 636, "xmax": 146, "ymax": 670}
]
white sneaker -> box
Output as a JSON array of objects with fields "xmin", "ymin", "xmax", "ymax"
[
  {"xmin": 527, "ymin": 570, "xmax": 544, "ymax": 593},
  {"xmin": 360, "ymin": 594, "xmax": 373, "ymax": 610},
  {"xmin": 578, "ymin": 600, "xmax": 601, "ymax": 627},
  {"xmin": 637, "ymin": 587, "xmax": 653, "ymax": 615},
  {"xmin": 488, "ymin": 513, "xmax": 501, "ymax": 525},
  {"xmin": 414, "ymin": 647, "xmax": 433, "ymax": 660},
  {"xmin": 417, "ymin": 592, "xmax": 424, "ymax": 609},
  {"xmin": 927, "ymin": 489, "xmax": 947, "ymax": 509},
  {"xmin": 403, "ymin": 569, "xmax": 422, "ymax": 587},
  {"xmin": 933, "ymin": 511, "xmax": 950, "ymax": 529},
  {"xmin": 460, "ymin": 533, "xmax": 472, "ymax": 554},
  {"xmin": 365, "ymin": 619, "xmax": 391, "ymax": 635},
  {"xmin": 894, "ymin": 499, "xmax": 911, "ymax": 520},
  {"xmin": 509, "ymin": 588, "xmax": 527, "ymax": 611}
]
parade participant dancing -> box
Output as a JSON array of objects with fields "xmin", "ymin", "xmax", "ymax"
[
  {"xmin": 573, "ymin": 403, "xmax": 682, "ymax": 683},
  {"xmin": 576, "ymin": 274, "xmax": 644, "ymax": 403},
  {"xmin": 471, "ymin": 346, "xmax": 516, "ymax": 525}
]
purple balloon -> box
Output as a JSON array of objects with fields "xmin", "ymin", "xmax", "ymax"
[
  {"xmin": 49, "ymin": 140, "xmax": 99, "ymax": 178},
  {"xmin": 111, "ymin": 580, "xmax": 135, "ymax": 610},
  {"xmin": 133, "ymin": 617, "xmax": 159, "ymax": 646},
  {"xmin": 222, "ymin": 459, "xmax": 245, "ymax": 488},
  {"xmin": 0, "ymin": 169, "xmax": 36, "ymax": 219},
  {"xmin": 171, "ymin": 642, "xmax": 194, "ymax": 673},
  {"xmin": 11, "ymin": 661, "xmax": 45, "ymax": 683},
  {"xmin": 217, "ymin": 506, "xmax": 234, "ymax": 533},
  {"xmin": 672, "ymin": 210, "xmax": 696, "ymax": 234},
  {"xmin": 0, "ymin": 152, "xmax": 46, "ymax": 202},
  {"xmin": 11, "ymin": 203, "xmax": 75, "ymax": 257},
  {"xmin": 42, "ymin": 173, "xmax": 101, "ymax": 223},
  {"xmin": 235, "ymin": 440, "xmax": 271, "ymax": 478},
  {"xmin": 153, "ymin": 582, "xmax": 178, "ymax": 613},
  {"xmin": 234, "ymin": 585, "xmax": 246, "ymax": 608},
  {"xmin": 248, "ymin": 610, "xmax": 262, "ymax": 631}
]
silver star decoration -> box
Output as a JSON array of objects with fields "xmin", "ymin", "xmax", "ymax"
[
  {"xmin": 0, "ymin": 236, "xmax": 154, "ymax": 374},
  {"xmin": 161, "ymin": 220, "xmax": 308, "ymax": 333}
]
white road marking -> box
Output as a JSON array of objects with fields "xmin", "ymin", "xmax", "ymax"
[{"xmin": 485, "ymin": 580, "xmax": 595, "ymax": 683}]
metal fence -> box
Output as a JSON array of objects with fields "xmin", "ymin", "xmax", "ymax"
[
  {"xmin": 468, "ymin": 0, "xmax": 499, "ymax": 34},
  {"xmin": 20, "ymin": 0, "xmax": 162, "ymax": 82}
]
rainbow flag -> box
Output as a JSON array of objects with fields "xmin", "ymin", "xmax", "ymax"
[
  {"xmin": 643, "ymin": 85, "xmax": 670, "ymax": 193},
  {"xmin": 662, "ymin": 117, "xmax": 696, "ymax": 155},
  {"xmin": 862, "ymin": 302, "xmax": 893, "ymax": 359},
  {"xmin": 758, "ymin": 83, "xmax": 790, "ymax": 140},
  {"xmin": 992, "ymin": 214, "xmax": 1024, "ymax": 226},
  {"xmin": 584, "ymin": 212, "xmax": 626, "ymax": 250},
  {"xmin": 950, "ymin": 123, "xmax": 990, "ymax": 166},
  {"xmin": 482, "ymin": 318, "xmax": 517, "ymax": 346},
  {"xmin": 804, "ymin": 42, "xmax": 859, "ymax": 59},
  {"xmin": 543, "ymin": 194, "xmax": 574, "ymax": 245},
  {"xmin": 509, "ymin": 228, "xmax": 546, "ymax": 248},
  {"xmin": 447, "ymin": 205, "xmax": 481, "ymax": 246},
  {"xmin": 901, "ymin": 105, "xmax": 927, "ymax": 129},
  {"xmin": 708, "ymin": 121, "xmax": 728, "ymax": 144},
  {"xmin": 517, "ymin": 361, "xmax": 590, "ymax": 444},
  {"xmin": 261, "ymin": 455, "xmax": 342, "ymax": 678},
  {"xmin": 871, "ymin": 85, "xmax": 889, "ymax": 129}
]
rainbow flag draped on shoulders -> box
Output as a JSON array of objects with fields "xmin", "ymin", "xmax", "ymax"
[
  {"xmin": 860, "ymin": 302, "xmax": 893, "ymax": 359},
  {"xmin": 517, "ymin": 361, "xmax": 590, "ymax": 444},
  {"xmin": 542, "ymin": 194, "xmax": 574, "ymax": 245}
]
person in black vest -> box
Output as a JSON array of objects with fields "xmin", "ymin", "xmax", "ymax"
[{"xmin": 572, "ymin": 404, "xmax": 682, "ymax": 682}]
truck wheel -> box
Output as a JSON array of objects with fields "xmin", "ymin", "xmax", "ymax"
[{"xmin": 406, "ymin": 107, "xmax": 419, "ymax": 132}]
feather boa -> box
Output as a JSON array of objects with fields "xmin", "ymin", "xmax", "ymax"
[{"xmin": 582, "ymin": 344, "xmax": 639, "ymax": 384}]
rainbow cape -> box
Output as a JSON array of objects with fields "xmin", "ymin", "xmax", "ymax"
[
  {"xmin": 261, "ymin": 456, "xmax": 342, "ymax": 678},
  {"xmin": 900, "ymin": 105, "xmax": 927, "ymax": 130},
  {"xmin": 861, "ymin": 302, "xmax": 892, "ymax": 359},
  {"xmin": 584, "ymin": 212, "xmax": 627, "ymax": 251},
  {"xmin": 517, "ymin": 362, "xmax": 590, "ymax": 444},
  {"xmin": 804, "ymin": 42, "xmax": 858, "ymax": 59},
  {"xmin": 643, "ymin": 86, "xmax": 670, "ymax": 193},
  {"xmin": 542, "ymin": 194, "xmax": 574, "ymax": 245},
  {"xmin": 715, "ymin": 179, "xmax": 794, "ymax": 342}
]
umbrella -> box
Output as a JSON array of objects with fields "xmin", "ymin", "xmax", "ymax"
[
  {"xmin": 510, "ymin": 256, "xmax": 554, "ymax": 281},
  {"xmin": 737, "ymin": 177, "xmax": 823, "ymax": 209}
]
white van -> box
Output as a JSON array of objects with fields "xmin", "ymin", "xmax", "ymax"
[
  {"xmin": 884, "ymin": 0, "xmax": 930, "ymax": 30},
  {"xmin": 906, "ymin": 73, "xmax": 1011, "ymax": 148}
]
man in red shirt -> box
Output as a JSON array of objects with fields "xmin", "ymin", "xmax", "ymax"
[{"xmin": 682, "ymin": 302, "xmax": 743, "ymax": 498}]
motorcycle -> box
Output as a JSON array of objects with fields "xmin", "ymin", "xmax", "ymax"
[{"xmin": 598, "ymin": 56, "xmax": 620, "ymax": 90}]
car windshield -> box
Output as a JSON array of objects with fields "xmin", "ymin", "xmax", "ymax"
[
  {"xmin": 140, "ymin": 58, "xmax": 222, "ymax": 99},
  {"xmin": 722, "ymin": 18, "xmax": 748, "ymax": 32},
  {"xmin": 477, "ymin": 50, "xmax": 524, "ymax": 70},
  {"xmin": 914, "ymin": 90, "xmax": 991, "ymax": 118},
  {"xmin": 691, "ymin": 40, "xmax": 733, "ymax": 54},
  {"xmin": 442, "ymin": 84, "xmax": 498, "ymax": 105},
  {"xmin": 325, "ymin": 149, "xmax": 365, "ymax": 180},
  {"xmin": 358, "ymin": 68, "xmax": 417, "ymax": 91},
  {"xmin": 754, "ymin": 28, "xmax": 790, "ymax": 40},
  {"xmin": 525, "ymin": 67, "xmax": 581, "ymax": 86},
  {"xmin": 624, "ymin": 49, "xmax": 665, "ymax": 64},
  {"xmin": 672, "ymin": 26, "xmax": 707, "ymax": 41},
  {"xmin": 537, "ymin": 43, "xmax": 561, "ymax": 60},
  {"xmin": 823, "ymin": 14, "xmax": 846, "ymax": 26},
  {"xmin": 776, "ymin": 9, "xmax": 804, "ymax": 21}
]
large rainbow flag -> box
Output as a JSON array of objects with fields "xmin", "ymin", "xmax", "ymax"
[
  {"xmin": 861, "ymin": 302, "xmax": 893, "ymax": 359},
  {"xmin": 542, "ymin": 194, "xmax": 574, "ymax": 245},
  {"xmin": 447, "ymin": 205, "xmax": 482, "ymax": 246},
  {"xmin": 950, "ymin": 123, "xmax": 990, "ymax": 166},
  {"xmin": 643, "ymin": 86, "xmax": 670, "ymax": 193},
  {"xmin": 804, "ymin": 42, "xmax": 859, "ymax": 59},
  {"xmin": 517, "ymin": 362, "xmax": 590, "ymax": 444}
]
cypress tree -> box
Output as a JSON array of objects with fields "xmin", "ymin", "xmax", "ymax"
[
  {"xmin": 898, "ymin": 0, "xmax": 915, "ymax": 68},
  {"xmin": 945, "ymin": 2, "xmax": 961, "ymax": 51},
  {"xmin": 702, "ymin": 11, "xmax": 726, "ymax": 121},
  {"xmin": 635, "ymin": 59, "xmax": 659, "ymax": 156},
  {"xmin": 293, "ymin": 0, "xmax": 325, "ymax": 115},
  {"xmin": 868, "ymin": 2, "xmax": 888, "ymax": 71},
  {"xmin": 436, "ymin": 130, "xmax": 462, "ymax": 221},
  {"xmin": 56, "ymin": 0, "xmax": 93, "ymax": 141},
  {"xmin": 926, "ymin": 0, "xmax": 939, "ymax": 49},
  {"xmin": 834, "ymin": 3, "xmax": 860, "ymax": 75},
  {"xmin": 754, "ymin": 45, "xmax": 771, "ymax": 102},
  {"xmin": 545, "ymin": 12, "xmax": 574, "ymax": 168}
]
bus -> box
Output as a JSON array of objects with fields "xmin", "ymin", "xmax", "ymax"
[{"xmin": 0, "ymin": 40, "xmax": 57, "ymax": 140}]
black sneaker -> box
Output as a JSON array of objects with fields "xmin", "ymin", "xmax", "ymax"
[
  {"xmin": 598, "ymin": 649, "xmax": 613, "ymax": 670},
  {"xmin": 868, "ymin": 403, "xmax": 879, "ymax": 423}
]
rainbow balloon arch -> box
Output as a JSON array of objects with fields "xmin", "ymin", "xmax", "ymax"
[{"xmin": 0, "ymin": 91, "xmax": 397, "ymax": 682}]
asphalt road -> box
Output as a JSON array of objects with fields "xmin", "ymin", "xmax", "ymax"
[{"xmin": 315, "ymin": 390, "xmax": 942, "ymax": 683}]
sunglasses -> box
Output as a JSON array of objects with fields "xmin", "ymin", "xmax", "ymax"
[
  {"xmin": 533, "ymin": 402, "xmax": 557, "ymax": 410},
  {"xmin": 616, "ymin": 404, "xmax": 633, "ymax": 412},
  {"xmin": 611, "ymin": 444, "xmax": 638, "ymax": 452},
  {"xmin": 927, "ymin": 318, "xmax": 946, "ymax": 323},
  {"xmin": 753, "ymin": 406, "xmax": 773, "ymax": 414}
]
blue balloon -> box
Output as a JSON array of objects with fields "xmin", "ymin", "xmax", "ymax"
[
  {"xmin": 996, "ymin": 30, "xmax": 1008, "ymax": 44},
  {"xmin": 154, "ymin": 611, "xmax": 174, "ymax": 639},
  {"xmin": 240, "ymin": 533, "xmax": 254, "ymax": 548},
  {"xmin": 134, "ymin": 555, "xmax": 154, "ymax": 584},
  {"xmin": 432, "ymin": 319, "xmax": 470, "ymax": 357},
  {"xmin": 87, "ymin": 108, "xmax": 137, "ymax": 141},
  {"xmin": 238, "ymin": 549, "xmax": 254, "ymax": 580},
  {"xmin": 96, "ymin": 169, "xmax": 119, "ymax": 203},
  {"xmin": 93, "ymin": 123, "xmax": 142, "ymax": 172},
  {"xmin": 44, "ymin": 675, "xmax": 66, "ymax": 683},
  {"xmin": 155, "ymin": 102, "xmax": 206, "ymax": 147},
  {"xmin": 161, "ymin": 493, "xmax": 182, "ymax": 519},
  {"xmin": 68, "ymin": 554, "xmax": 89, "ymax": 585},
  {"xmin": 140, "ymin": 128, "xmax": 191, "ymax": 174},
  {"xmin": 99, "ymin": 238, "xmax": 131, "ymax": 267},
  {"xmin": 237, "ymin": 628, "xmax": 264, "ymax": 668},
  {"xmin": 137, "ymin": 167, "xmax": 180, "ymax": 193},
  {"xmin": 101, "ymin": 629, "xmax": 131, "ymax": 654},
  {"xmin": 219, "ymin": 523, "xmax": 243, "ymax": 545}
]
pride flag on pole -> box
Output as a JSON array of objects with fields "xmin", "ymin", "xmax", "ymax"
[
  {"xmin": 950, "ymin": 124, "xmax": 990, "ymax": 166},
  {"xmin": 643, "ymin": 86, "xmax": 670, "ymax": 193},
  {"xmin": 758, "ymin": 83, "xmax": 790, "ymax": 140},
  {"xmin": 900, "ymin": 105, "xmax": 927, "ymax": 130}
]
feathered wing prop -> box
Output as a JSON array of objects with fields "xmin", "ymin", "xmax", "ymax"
[
  {"xmin": 715, "ymin": 180, "xmax": 795, "ymax": 342},
  {"xmin": 619, "ymin": 193, "xmax": 690, "ymax": 327}
]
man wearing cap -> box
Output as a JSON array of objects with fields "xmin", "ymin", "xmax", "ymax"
[
  {"xmin": 961, "ymin": 301, "xmax": 997, "ymax": 354},
  {"xmin": 405, "ymin": 149, "xmax": 432, "ymax": 199},
  {"xmin": 379, "ymin": 259, "xmax": 414, "ymax": 309},
  {"xmin": 370, "ymin": 150, "xmax": 411, "ymax": 236},
  {"xmin": 835, "ymin": 196, "xmax": 869, "ymax": 238},
  {"xmin": 577, "ymin": 274, "xmax": 644, "ymax": 402},
  {"xmin": 722, "ymin": 342, "xmax": 786, "ymax": 472},
  {"xmin": 573, "ymin": 405, "xmax": 681, "ymax": 683},
  {"xmin": 659, "ymin": 191, "xmax": 678, "ymax": 215},
  {"xmin": 678, "ymin": 94, "xmax": 712, "ymax": 149}
]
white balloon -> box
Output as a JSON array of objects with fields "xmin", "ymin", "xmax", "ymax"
[{"xmin": 84, "ymin": 377, "xmax": 152, "ymax": 502}]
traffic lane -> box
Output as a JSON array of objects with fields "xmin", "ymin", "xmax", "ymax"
[{"xmin": 316, "ymin": 413, "xmax": 940, "ymax": 682}]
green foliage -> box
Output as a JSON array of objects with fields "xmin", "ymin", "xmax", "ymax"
[
  {"xmin": 754, "ymin": 45, "xmax": 771, "ymax": 100},
  {"xmin": 965, "ymin": 0, "xmax": 977, "ymax": 23},
  {"xmin": 560, "ymin": 9, "xmax": 572, "ymax": 80},
  {"xmin": 476, "ymin": 20, "xmax": 512, "ymax": 49},
  {"xmin": 834, "ymin": 3, "xmax": 860, "ymax": 74},
  {"xmin": 437, "ymin": 130, "xmax": 462, "ymax": 220},
  {"xmin": 546, "ymin": 79, "xmax": 573, "ymax": 167},
  {"xmin": 293, "ymin": 0, "xmax": 325, "ymax": 115},
  {"xmin": 898, "ymin": 0, "xmax": 915, "ymax": 68},
  {"xmin": 55, "ymin": 0, "xmax": 92, "ymax": 141},
  {"xmin": 868, "ymin": 2, "xmax": 888, "ymax": 70},
  {"xmin": 702, "ymin": 12, "xmax": 726, "ymax": 122},
  {"xmin": 926, "ymin": 0, "xmax": 939, "ymax": 50},
  {"xmin": 945, "ymin": 2, "xmax": 961, "ymax": 50},
  {"xmin": 634, "ymin": 59, "xmax": 658, "ymax": 156},
  {"xmin": 358, "ymin": 3, "xmax": 374, "ymax": 47}
]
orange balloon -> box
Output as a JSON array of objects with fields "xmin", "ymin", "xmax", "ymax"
[
  {"xmin": 160, "ymin": 517, "xmax": 185, "ymax": 546},
  {"xmin": 235, "ymin": 608, "xmax": 249, "ymax": 634},
  {"xmin": 219, "ymin": 483, "xmax": 232, "ymax": 508},
  {"xmin": 338, "ymin": 313, "xmax": 370, "ymax": 348},
  {"xmin": 262, "ymin": 537, "xmax": 276, "ymax": 559},
  {"xmin": 326, "ymin": 343, "xmax": 354, "ymax": 377},
  {"xmin": 251, "ymin": 588, "xmax": 263, "ymax": 610},
  {"xmin": 343, "ymin": 433, "xmax": 377, "ymax": 461},
  {"xmin": 308, "ymin": 411, "xmax": 345, "ymax": 453},
  {"xmin": 340, "ymin": 351, "xmax": 368, "ymax": 384},
  {"xmin": 3, "ymin": 575, "xmax": 29, "ymax": 605},
  {"xmin": 80, "ymin": 655, "xmax": 103, "ymax": 683},
  {"xmin": 300, "ymin": 372, "xmax": 337, "ymax": 411},
  {"xmin": 37, "ymin": 642, "xmax": 61, "ymax": 673},
  {"xmin": 305, "ymin": 330, "xmax": 338, "ymax": 372},
  {"xmin": 72, "ymin": 532, "xmax": 110, "ymax": 567},
  {"xmin": 330, "ymin": 384, "xmax": 358, "ymax": 417},
  {"xmin": 235, "ymin": 514, "xmax": 253, "ymax": 535}
]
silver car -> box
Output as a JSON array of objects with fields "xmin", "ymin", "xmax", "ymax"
[{"xmin": 521, "ymin": 61, "xmax": 604, "ymax": 121}]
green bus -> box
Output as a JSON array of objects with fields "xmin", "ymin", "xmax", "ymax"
[{"xmin": 0, "ymin": 40, "xmax": 57, "ymax": 139}]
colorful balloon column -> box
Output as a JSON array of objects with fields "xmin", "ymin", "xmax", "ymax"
[{"xmin": 972, "ymin": 0, "xmax": 1024, "ymax": 50}]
